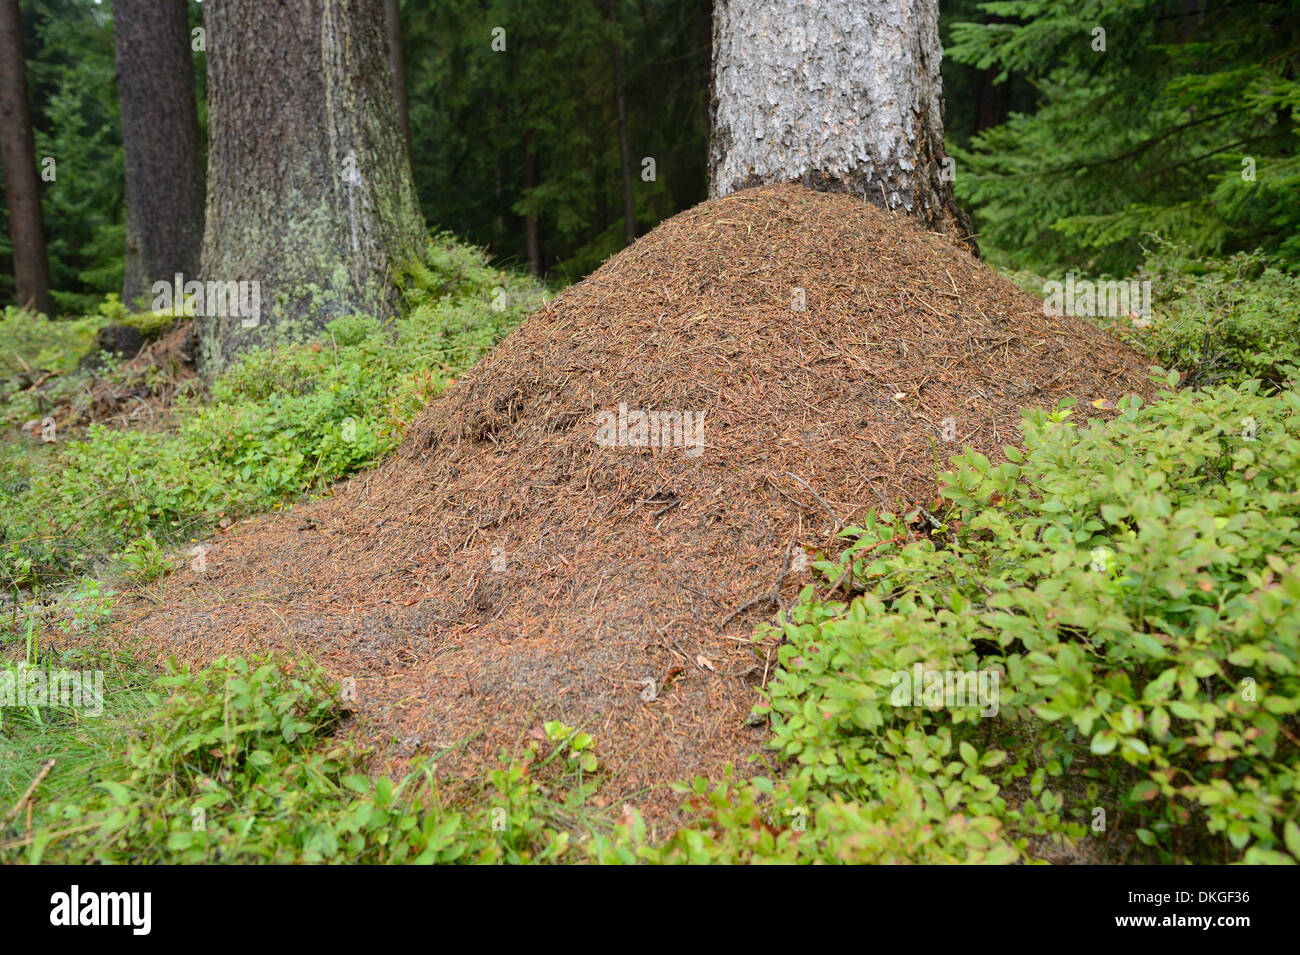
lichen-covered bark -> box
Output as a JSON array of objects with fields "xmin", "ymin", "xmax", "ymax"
[
  {"xmin": 709, "ymin": 0, "xmax": 975, "ymax": 252},
  {"xmin": 199, "ymin": 0, "xmax": 425, "ymax": 374},
  {"xmin": 115, "ymin": 0, "xmax": 205, "ymax": 309}
]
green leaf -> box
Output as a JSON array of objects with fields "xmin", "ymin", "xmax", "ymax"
[
  {"xmin": 1130, "ymin": 781, "xmax": 1160, "ymax": 802},
  {"xmin": 1284, "ymin": 821, "xmax": 1300, "ymax": 860},
  {"xmin": 1090, "ymin": 730, "xmax": 1118, "ymax": 755},
  {"xmin": 959, "ymin": 741, "xmax": 978, "ymax": 766}
]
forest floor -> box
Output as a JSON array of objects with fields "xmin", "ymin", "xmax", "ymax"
[{"xmin": 100, "ymin": 185, "xmax": 1155, "ymax": 826}]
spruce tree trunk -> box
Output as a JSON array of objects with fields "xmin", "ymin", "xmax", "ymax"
[
  {"xmin": 199, "ymin": 0, "xmax": 425, "ymax": 374},
  {"xmin": 114, "ymin": 0, "xmax": 205, "ymax": 310},
  {"xmin": 708, "ymin": 0, "xmax": 975, "ymax": 252},
  {"xmin": 0, "ymin": 0, "xmax": 52, "ymax": 315}
]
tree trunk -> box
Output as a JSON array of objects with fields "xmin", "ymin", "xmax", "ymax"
[
  {"xmin": 975, "ymin": 67, "xmax": 1010, "ymax": 133},
  {"xmin": 708, "ymin": 0, "xmax": 975, "ymax": 252},
  {"xmin": 700, "ymin": 0, "xmax": 713, "ymax": 148},
  {"xmin": 382, "ymin": 0, "xmax": 410, "ymax": 154},
  {"xmin": 608, "ymin": 1, "xmax": 636, "ymax": 246},
  {"xmin": 495, "ymin": 153, "xmax": 507, "ymax": 240},
  {"xmin": 114, "ymin": 0, "xmax": 205, "ymax": 311},
  {"xmin": 523, "ymin": 130, "xmax": 541, "ymax": 276},
  {"xmin": 198, "ymin": 0, "xmax": 425, "ymax": 374},
  {"xmin": 0, "ymin": 0, "xmax": 53, "ymax": 315}
]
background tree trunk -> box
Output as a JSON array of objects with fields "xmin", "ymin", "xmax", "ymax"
[
  {"xmin": 708, "ymin": 0, "xmax": 975, "ymax": 252},
  {"xmin": 608, "ymin": 0, "xmax": 636, "ymax": 246},
  {"xmin": 383, "ymin": 0, "xmax": 410, "ymax": 154},
  {"xmin": 523, "ymin": 130, "xmax": 541, "ymax": 276},
  {"xmin": 0, "ymin": 0, "xmax": 53, "ymax": 315},
  {"xmin": 495, "ymin": 154, "xmax": 507, "ymax": 240},
  {"xmin": 114, "ymin": 0, "xmax": 205, "ymax": 310},
  {"xmin": 975, "ymin": 67, "xmax": 1010, "ymax": 133},
  {"xmin": 199, "ymin": 0, "xmax": 425, "ymax": 374}
]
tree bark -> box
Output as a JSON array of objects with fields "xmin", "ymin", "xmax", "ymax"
[
  {"xmin": 708, "ymin": 0, "xmax": 976, "ymax": 253},
  {"xmin": 383, "ymin": 0, "xmax": 410, "ymax": 155},
  {"xmin": 0, "ymin": 0, "xmax": 53, "ymax": 315},
  {"xmin": 608, "ymin": 0, "xmax": 636, "ymax": 246},
  {"xmin": 199, "ymin": 0, "xmax": 425, "ymax": 375},
  {"xmin": 114, "ymin": 0, "xmax": 205, "ymax": 310}
]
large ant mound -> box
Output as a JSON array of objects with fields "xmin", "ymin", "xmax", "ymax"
[{"xmin": 122, "ymin": 184, "xmax": 1154, "ymax": 821}]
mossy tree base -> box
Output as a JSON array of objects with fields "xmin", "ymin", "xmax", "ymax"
[{"xmin": 198, "ymin": 0, "xmax": 425, "ymax": 375}]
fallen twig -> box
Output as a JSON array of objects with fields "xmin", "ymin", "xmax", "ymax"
[
  {"xmin": 785, "ymin": 472, "xmax": 844, "ymax": 531},
  {"xmin": 3, "ymin": 758, "xmax": 55, "ymax": 831},
  {"xmin": 720, "ymin": 546, "xmax": 795, "ymax": 627}
]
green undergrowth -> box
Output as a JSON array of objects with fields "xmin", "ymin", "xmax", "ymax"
[
  {"xmin": 0, "ymin": 294, "xmax": 164, "ymax": 433},
  {"xmin": 0, "ymin": 305, "xmax": 106, "ymax": 381},
  {"xmin": 1134, "ymin": 248, "xmax": 1300, "ymax": 390},
  {"xmin": 0, "ymin": 235, "xmax": 545, "ymax": 588},
  {"xmin": 1001, "ymin": 245, "xmax": 1300, "ymax": 392},
  {"xmin": 0, "ymin": 654, "xmax": 616, "ymax": 863}
]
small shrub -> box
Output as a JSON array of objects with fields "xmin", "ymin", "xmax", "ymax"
[
  {"xmin": 1107, "ymin": 247, "xmax": 1300, "ymax": 390},
  {"xmin": 108, "ymin": 533, "xmax": 175, "ymax": 585}
]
